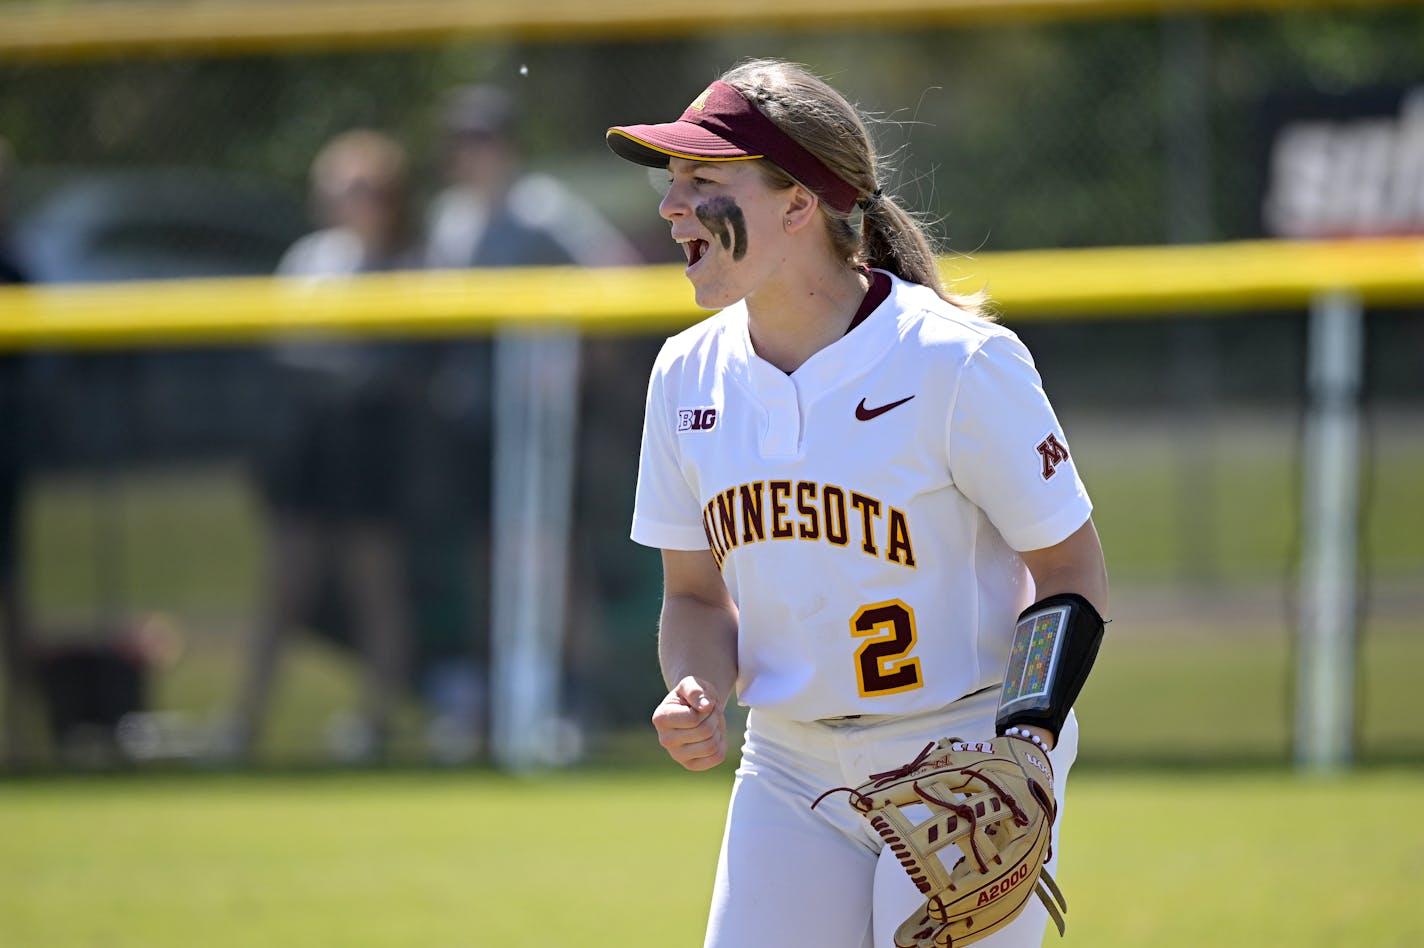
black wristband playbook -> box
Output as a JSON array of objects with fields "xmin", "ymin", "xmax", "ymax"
[{"xmin": 995, "ymin": 592, "xmax": 1106, "ymax": 741}]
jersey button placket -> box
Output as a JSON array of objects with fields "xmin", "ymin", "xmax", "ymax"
[{"xmin": 759, "ymin": 375, "xmax": 801, "ymax": 459}]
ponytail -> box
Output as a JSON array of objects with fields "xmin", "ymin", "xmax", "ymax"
[{"xmin": 860, "ymin": 194, "xmax": 987, "ymax": 317}]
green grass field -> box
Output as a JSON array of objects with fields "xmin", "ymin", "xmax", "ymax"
[{"xmin": 1, "ymin": 767, "xmax": 1420, "ymax": 947}]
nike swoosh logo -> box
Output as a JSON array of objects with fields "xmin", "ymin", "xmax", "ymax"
[{"xmin": 855, "ymin": 395, "xmax": 915, "ymax": 421}]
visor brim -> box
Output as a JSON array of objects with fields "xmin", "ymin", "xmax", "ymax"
[{"xmin": 606, "ymin": 123, "xmax": 763, "ymax": 168}]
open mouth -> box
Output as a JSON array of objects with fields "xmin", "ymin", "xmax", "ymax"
[{"xmin": 681, "ymin": 238, "xmax": 709, "ymax": 269}]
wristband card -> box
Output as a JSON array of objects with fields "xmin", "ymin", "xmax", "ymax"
[{"xmin": 998, "ymin": 603, "xmax": 1069, "ymax": 714}]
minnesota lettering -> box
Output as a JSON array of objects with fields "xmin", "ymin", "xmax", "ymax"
[{"xmin": 701, "ymin": 480, "xmax": 916, "ymax": 570}]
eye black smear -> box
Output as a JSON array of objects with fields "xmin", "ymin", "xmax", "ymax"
[{"xmin": 696, "ymin": 197, "xmax": 748, "ymax": 261}]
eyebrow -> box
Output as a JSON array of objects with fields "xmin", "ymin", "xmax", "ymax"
[{"xmin": 670, "ymin": 161, "xmax": 724, "ymax": 175}]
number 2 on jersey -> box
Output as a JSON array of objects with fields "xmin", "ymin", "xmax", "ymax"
[{"xmin": 850, "ymin": 600, "xmax": 923, "ymax": 697}]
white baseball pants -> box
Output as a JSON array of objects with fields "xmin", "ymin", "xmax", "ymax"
[{"xmin": 703, "ymin": 687, "xmax": 1078, "ymax": 948}]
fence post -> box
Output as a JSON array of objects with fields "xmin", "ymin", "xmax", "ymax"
[
  {"xmin": 1295, "ymin": 289, "xmax": 1363, "ymax": 772},
  {"xmin": 1161, "ymin": 13, "xmax": 1220, "ymax": 588},
  {"xmin": 489, "ymin": 330, "xmax": 580, "ymax": 771}
]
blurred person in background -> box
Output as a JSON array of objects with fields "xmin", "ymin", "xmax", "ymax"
[
  {"xmin": 279, "ymin": 129, "xmax": 422, "ymax": 276},
  {"xmin": 426, "ymin": 83, "xmax": 639, "ymax": 270},
  {"xmin": 223, "ymin": 129, "xmax": 422, "ymax": 764},
  {"xmin": 0, "ymin": 137, "xmax": 23, "ymax": 283},
  {"xmin": 417, "ymin": 84, "xmax": 640, "ymax": 763},
  {"xmin": 0, "ymin": 135, "xmax": 32, "ymax": 765}
]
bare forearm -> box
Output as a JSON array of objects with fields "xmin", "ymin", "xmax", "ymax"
[
  {"xmin": 659, "ymin": 593, "xmax": 739, "ymax": 704},
  {"xmin": 1021, "ymin": 519, "xmax": 1108, "ymax": 616},
  {"xmin": 1030, "ymin": 565, "xmax": 1107, "ymax": 618},
  {"xmin": 1011, "ymin": 519, "xmax": 1109, "ymax": 750}
]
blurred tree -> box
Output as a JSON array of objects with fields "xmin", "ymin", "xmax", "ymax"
[{"xmin": 1, "ymin": 9, "xmax": 1421, "ymax": 249}]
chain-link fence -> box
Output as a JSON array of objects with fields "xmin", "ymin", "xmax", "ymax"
[
  {"xmin": 5, "ymin": 9, "xmax": 1424, "ymax": 251},
  {"xmin": 0, "ymin": 6, "xmax": 1420, "ymax": 769}
]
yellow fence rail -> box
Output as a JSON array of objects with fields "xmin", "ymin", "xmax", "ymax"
[
  {"xmin": 1, "ymin": 237, "xmax": 1421, "ymax": 351},
  {"xmin": 0, "ymin": 0, "xmax": 1414, "ymax": 61}
]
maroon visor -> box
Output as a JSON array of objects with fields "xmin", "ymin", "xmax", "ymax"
[{"xmin": 606, "ymin": 81, "xmax": 860, "ymax": 215}]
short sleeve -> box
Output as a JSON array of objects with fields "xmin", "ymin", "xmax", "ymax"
[
  {"xmin": 946, "ymin": 332, "xmax": 1093, "ymax": 552},
  {"xmin": 629, "ymin": 353, "xmax": 710, "ymax": 551}
]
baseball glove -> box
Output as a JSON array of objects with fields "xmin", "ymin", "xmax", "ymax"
[{"xmin": 813, "ymin": 734, "xmax": 1066, "ymax": 947}]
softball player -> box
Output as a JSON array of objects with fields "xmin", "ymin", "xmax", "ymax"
[{"xmin": 607, "ymin": 59, "xmax": 1108, "ymax": 948}]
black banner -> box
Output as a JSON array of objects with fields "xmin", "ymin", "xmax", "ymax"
[{"xmin": 1261, "ymin": 86, "xmax": 1424, "ymax": 239}]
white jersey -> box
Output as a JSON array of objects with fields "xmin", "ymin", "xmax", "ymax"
[{"xmin": 631, "ymin": 272, "xmax": 1092, "ymax": 722}]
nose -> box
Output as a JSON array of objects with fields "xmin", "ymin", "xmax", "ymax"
[{"xmin": 659, "ymin": 178, "xmax": 691, "ymax": 222}]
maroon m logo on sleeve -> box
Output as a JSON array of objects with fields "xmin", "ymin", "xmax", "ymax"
[{"xmin": 1036, "ymin": 433, "xmax": 1070, "ymax": 480}]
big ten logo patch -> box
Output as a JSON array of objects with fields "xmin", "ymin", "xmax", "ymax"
[
  {"xmin": 677, "ymin": 406, "xmax": 718, "ymax": 432},
  {"xmin": 1036, "ymin": 433, "xmax": 1069, "ymax": 480}
]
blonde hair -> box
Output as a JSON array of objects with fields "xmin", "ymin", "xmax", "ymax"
[
  {"xmin": 719, "ymin": 59, "xmax": 986, "ymax": 316},
  {"xmin": 310, "ymin": 129, "xmax": 408, "ymax": 202}
]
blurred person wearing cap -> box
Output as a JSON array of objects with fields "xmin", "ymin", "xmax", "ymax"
[
  {"xmin": 0, "ymin": 135, "xmax": 33, "ymax": 765},
  {"xmin": 425, "ymin": 84, "xmax": 637, "ymax": 270},
  {"xmin": 416, "ymin": 85, "xmax": 640, "ymax": 764},
  {"xmin": 226, "ymin": 129, "xmax": 423, "ymax": 765},
  {"xmin": 606, "ymin": 60, "xmax": 1107, "ymax": 948}
]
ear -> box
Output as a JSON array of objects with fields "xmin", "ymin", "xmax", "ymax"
[{"xmin": 781, "ymin": 184, "xmax": 820, "ymax": 233}]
